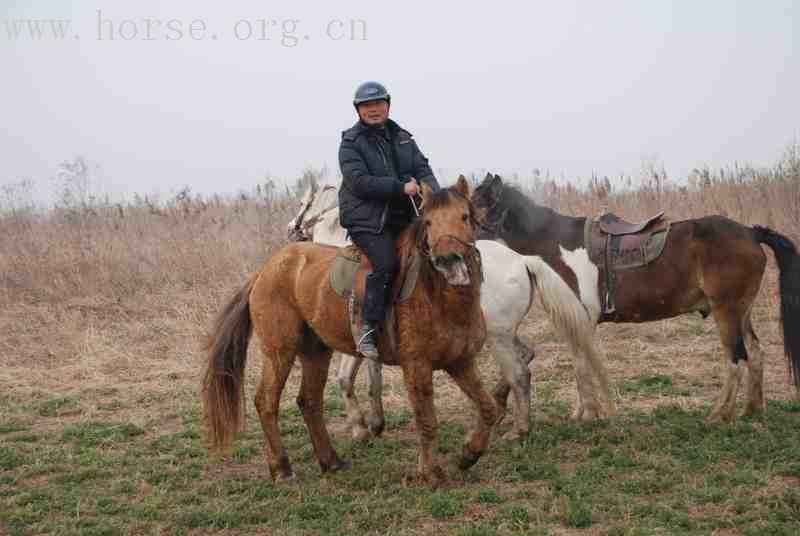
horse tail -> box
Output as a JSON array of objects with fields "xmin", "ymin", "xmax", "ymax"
[
  {"xmin": 522, "ymin": 255, "xmax": 594, "ymax": 342},
  {"xmin": 753, "ymin": 225, "xmax": 800, "ymax": 388},
  {"xmin": 202, "ymin": 276, "xmax": 256, "ymax": 450},
  {"xmin": 522, "ymin": 255, "xmax": 615, "ymax": 415}
]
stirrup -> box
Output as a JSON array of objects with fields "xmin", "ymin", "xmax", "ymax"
[{"xmin": 357, "ymin": 327, "xmax": 380, "ymax": 360}]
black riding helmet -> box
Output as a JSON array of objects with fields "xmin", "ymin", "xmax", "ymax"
[{"xmin": 353, "ymin": 81, "xmax": 390, "ymax": 109}]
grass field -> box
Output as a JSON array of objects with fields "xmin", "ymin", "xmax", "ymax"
[{"xmin": 2, "ymin": 158, "xmax": 799, "ymax": 535}]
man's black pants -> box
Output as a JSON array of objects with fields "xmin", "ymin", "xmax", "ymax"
[{"xmin": 349, "ymin": 229, "xmax": 401, "ymax": 326}]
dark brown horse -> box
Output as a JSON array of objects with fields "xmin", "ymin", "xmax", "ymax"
[
  {"xmin": 203, "ymin": 177, "xmax": 497, "ymax": 487},
  {"xmin": 472, "ymin": 173, "xmax": 800, "ymax": 421}
]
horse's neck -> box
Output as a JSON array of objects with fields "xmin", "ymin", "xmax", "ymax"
[
  {"xmin": 313, "ymin": 210, "xmax": 350, "ymax": 247},
  {"xmin": 501, "ymin": 199, "xmax": 585, "ymax": 257}
]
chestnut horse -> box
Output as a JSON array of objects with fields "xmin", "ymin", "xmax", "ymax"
[
  {"xmin": 203, "ymin": 178, "xmax": 497, "ymax": 486},
  {"xmin": 287, "ymin": 180, "xmax": 610, "ymax": 437},
  {"xmin": 472, "ymin": 173, "xmax": 800, "ymax": 421}
]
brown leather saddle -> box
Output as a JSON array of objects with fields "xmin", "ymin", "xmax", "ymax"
[
  {"xmin": 586, "ymin": 211, "xmax": 670, "ymax": 316},
  {"xmin": 330, "ymin": 227, "xmax": 421, "ymax": 360}
]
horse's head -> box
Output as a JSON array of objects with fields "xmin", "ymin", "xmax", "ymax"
[
  {"xmin": 287, "ymin": 183, "xmax": 318, "ymax": 241},
  {"xmin": 471, "ymin": 172, "xmax": 507, "ymax": 240},
  {"xmin": 418, "ymin": 175, "xmax": 480, "ymax": 286},
  {"xmin": 288, "ymin": 183, "xmax": 340, "ymax": 242}
]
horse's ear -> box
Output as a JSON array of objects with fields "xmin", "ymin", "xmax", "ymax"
[
  {"xmin": 455, "ymin": 175, "xmax": 470, "ymax": 198},
  {"xmin": 489, "ymin": 174, "xmax": 503, "ymax": 200},
  {"xmin": 482, "ymin": 172, "xmax": 493, "ymax": 184}
]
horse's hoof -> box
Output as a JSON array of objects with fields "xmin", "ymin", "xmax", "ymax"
[
  {"xmin": 707, "ymin": 411, "xmax": 733, "ymax": 424},
  {"xmin": 579, "ymin": 406, "xmax": 600, "ymax": 421},
  {"xmin": 742, "ymin": 402, "xmax": 765, "ymax": 417},
  {"xmin": 403, "ymin": 466, "xmax": 447, "ymax": 488},
  {"xmin": 321, "ymin": 456, "xmax": 350, "ymax": 474},
  {"xmin": 367, "ymin": 419, "xmax": 385, "ymax": 437},
  {"xmin": 272, "ymin": 470, "xmax": 297, "ymax": 483},
  {"xmin": 501, "ymin": 430, "xmax": 526, "ymax": 442},
  {"xmin": 427, "ymin": 465, "xmax": 447, "ymax": 488},
  {"xmin": 270, "ymin": 456, "xmax": 296, "ymax": 482},
  {"xmin": 457, "ymin": 447, "xmax": 482, "ymax": 471},
  {"xmin": 351, "ymin": 426, "xmax": 371, "ymax": 443}
]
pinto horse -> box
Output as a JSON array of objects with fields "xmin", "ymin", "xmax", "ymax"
[
  {"xmin": 472, "ymin": 173, "xmax": 800, "ymax": 421},
  {"xmin": 203, "ymin": 178, "xmax": 498, "ymax": 487}
]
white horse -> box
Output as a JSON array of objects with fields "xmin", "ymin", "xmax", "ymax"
[{"xmin": 287, "ymin": 181, "xmax": 610, "ymax": 440}]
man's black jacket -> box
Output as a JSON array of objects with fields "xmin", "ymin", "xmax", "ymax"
[{"xmin": 338, "ymin": 119, "xmax": 440, "ymax": 234}]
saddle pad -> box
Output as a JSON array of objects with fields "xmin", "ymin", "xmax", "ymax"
[
  {"xmin": 608, "ymin": 228, "xmax": 669, "ymax": 270},
  {"xmin": 331, "ymin": 248, "xmax": 361, "ymax": 297},
  {"xmin": 584, "ymin": 218, "xmax": 671, "ymax": 271},
  {"xmin": 330, "ymin": 247, "xmax": 421, "ymax": 302}
]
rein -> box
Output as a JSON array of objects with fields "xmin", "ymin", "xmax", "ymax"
[{"xmin": 292, "ymin": 185, "xmax": 339, "ymax": 241}]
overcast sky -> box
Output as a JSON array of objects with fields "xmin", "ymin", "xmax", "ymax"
[{"xmin": 2, "ymin": 1, "xmax": 798, "ymax": 201}]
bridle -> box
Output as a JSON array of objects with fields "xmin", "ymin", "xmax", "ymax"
[
  {"xmin": 419, "ymin": 233, "xmax": 483, "ymax": 285},
  {"xmin": 290, "ymin": 185, "xmax": 338, "ymax": 241}
]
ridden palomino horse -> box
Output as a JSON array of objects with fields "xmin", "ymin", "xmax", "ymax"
[
  {"xmin": 204, "ymin": 178, "xmax": 497, "ymax": 486},
  {"xmin": 287, "ymin": 180, "xmax": 606, "ymax": 439},
  {"xmin": 472, "ymin": 173, "xmax": 800, "ymax": 421}
]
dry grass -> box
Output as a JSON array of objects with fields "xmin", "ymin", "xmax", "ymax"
[{"xmin": 2, "ymin": 154, "xmax": 800, "ymax": 534}]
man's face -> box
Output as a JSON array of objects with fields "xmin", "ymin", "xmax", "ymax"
[{"xmin": 357, "ymin": 99, "xmax": 389, "ymax": 126}]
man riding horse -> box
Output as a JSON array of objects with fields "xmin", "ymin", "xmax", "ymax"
[{"xmin": 339, "ymin": 81, "xmax": 441, "ymax": 359}]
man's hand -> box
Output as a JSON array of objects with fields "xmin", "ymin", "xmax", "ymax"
[{"xmin": 403, "ymin": 178, "xmax": 420, "ymax": 196}]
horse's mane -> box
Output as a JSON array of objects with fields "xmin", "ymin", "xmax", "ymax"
[{"xmin": 491, "ymin": 182, "xmax": 559, "ymax": 234}]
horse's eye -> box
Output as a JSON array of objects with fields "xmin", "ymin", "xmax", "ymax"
[
  {"xmin": 424, "ymin": 219, "xmax": 431, "ymax": 227},
  {"xmin": 462, "ymin": 213, "xmax": 469, "ymax": 222}
]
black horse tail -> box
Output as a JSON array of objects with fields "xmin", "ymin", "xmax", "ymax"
[{"xmin": 753, "ymin": 225, "xmax": 800, "ymax": 388}]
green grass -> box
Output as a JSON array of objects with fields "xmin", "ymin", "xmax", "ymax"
[{"xmin": 2, "ymin": 387, "xmax": 800, "ymax": 536}]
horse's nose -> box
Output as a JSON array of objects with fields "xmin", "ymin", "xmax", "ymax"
[{"xmin": 434, "ymin": 253, "xmax": 463, "ymax": 269}]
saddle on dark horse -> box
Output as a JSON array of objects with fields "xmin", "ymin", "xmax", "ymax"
[
  {"xmin": 329, "ymin": 228, "xmax": 422, "ymax": 360},
  {"xmin": 585, "ymin": 211, "xmax": 671, "ymax": 316}
]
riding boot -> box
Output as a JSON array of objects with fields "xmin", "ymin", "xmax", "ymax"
[{"xmin": 358, "ymin": 272, "xmax": 391, "ymax": 360}]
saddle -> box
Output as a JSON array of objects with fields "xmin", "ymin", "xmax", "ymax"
[
  {"xmin": 330, "ymin": 228, "xmax": 422, "ymax": 360},
  {"xmin": 597, "ymin": 211, "xmax": 665, "ymax": 235},
  {"xmin": 586, "ymin": 211, "xmax": 670, "ymax": 316}
]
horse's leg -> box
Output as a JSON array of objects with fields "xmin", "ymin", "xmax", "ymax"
[
  {"xmin": 491, "ymin": 336, "xmax": 535, "ymax": 429},
  {"xmin": 742, "ymin": 310, "xmax": 766, "ymax": 416},
  {"xmin": 568, "ymin": 323, "xmax": 615, "ymax": 420},
  {"xmin": 298, "ymin": 350, "xmax": 348, "ymax": 473},
  {"xmin": 401, "ymin": 360, "xmax": 443, "ymax": 487},
  {"xmin": 568, "ymin": 337, "xmax": 602, "ymax": 421},
  {"xmin": 254, "ymin": 345, "xmax": 297, "ymax": 481},
  {"xmin": 708, "ymin": 301, "xmax": 746, "ymax": 422},
  {"xmin": 446, "ymin": 359, "xmax": 499, "ymax": 470},
  {"xmin": 364, "ymin": 359, "xmax": 386, "ymax": 436},
  {"xmin": 489, "ymin": 334, "xmax": 532, "ymax": 441},
  {"xmin": 335, "ymin": 352, "xmax": 371, "ymax": 442}
]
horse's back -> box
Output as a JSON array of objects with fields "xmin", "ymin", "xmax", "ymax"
[
  {"xmin": 686, "ymin": 215, "xmax": 767, "ymax": 285},
  {"xmin": 476, "ymin": 240, "xmax": 533, "ymax": 332},
  {"xmin": 253, "ymin": 242, "xmax": 339, "ymax": 300}
]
